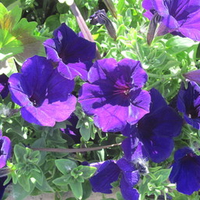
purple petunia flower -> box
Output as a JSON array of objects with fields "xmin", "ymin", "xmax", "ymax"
[
  {"xmin": 8, "ymin": 55, "xmax": 77, "ymax": 127},
  {"xmin": 122, "ymin": 88, "xmax": 183, "ymax": 163},
  {"xmin": 89, "ymin": 140, "xmax": 145, "ymax": 200},
  {"xmin": 0, "ymin": 130, "xmax": 11, "ymax": 199},
  {"xmin": 61, "ymin": 114, "xmax": 81, "ymax": 143},
  {"xmin": 142, "ymin": 0, "xmax": 200, "ymax": 44},
  {"xmin": 43, "ymin": 23, "xmax": 96, "ymax": 80},
  {"xmin": 177, "ymin": 81, "xmax": 200, "ymax": 129},
  {"xmin": 169, "ymin": 147, "xmax": 200, "ymax": 195},
  {"xmin": 0, "ymin": 74, "xmax": 9, "ymax": 99},
  {"xmin": 0, "ymin": 130, "xmax": 11, "ymax": 168},
  {"xmin": 78, "ymin": 58, "xmax": 151, "ymax": 132},
  {"xmin": 183, "ymin": 69, "xmax": 200, "ymax": 84}
]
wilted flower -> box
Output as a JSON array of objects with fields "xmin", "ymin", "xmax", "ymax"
[
  {"xmin": 89, "ymin": 140, "xmax": 145, "ymax": 200},
  {"xmin": 43, "ymin": 23, "xmax": 96, "ymax": 80},
  {"xmin": 177, "ymin": 81, "xmax": 200, "ymax": 129},
  {"xmin": 169, "ymin": 147, "xmax": 200, "ymax": 195},
  {"xmin": 122, "ymin": 88, "xmax": 183, "ymax": 163},
  {"xmin": 78, "ymin": 58, "xmax": 151, "ymax": 132},
  {"xmin": 142, "ymin": 0, "xmax": 200, "ymax": 44},
  {"xmin": 8, "ymin": 55, "xmax": 76, "ymax": 127},
  {"xmin": 89, "ymin": 9, "xmax": 116, "ymax": 39},
  {"xmin": 0, "ymin": 74, "xmax": 9, "ymax": 99}
]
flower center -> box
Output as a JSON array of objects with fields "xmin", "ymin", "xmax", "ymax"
[{"xmin": 29, "ymin": 94, "xmax": 41, "ymax": 107}]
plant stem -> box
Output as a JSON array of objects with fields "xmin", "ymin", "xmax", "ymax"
[{"xmin": 31, "ymin": 143, "xmax": 121, "ymax": 153}]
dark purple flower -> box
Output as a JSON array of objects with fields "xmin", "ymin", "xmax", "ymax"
[
  {"xmin": 142, "ymin": 0, "xmax": 200, "ymax": 44},
  {"xmin": 169, "ymin": 147, "xmax": 200, "ymax": 195},
  {"xmin": 61, "ymin": 114, "xmax": 81, "ymax": 143},
  {"xmin": 89, "ymin": 140, "xmax": 144, "ymax": 200},
  {"xmin": 0, "ymin": 130, "xmax": 11, "ymax": 168},
  {"xmin": 43, "ymin": 23, "xmax": 96, "ymax": 80},
  {"xmin": 122, "ymin": 88, "xmax": 183, "ymax": 163},
  {"xmin": 8, "ymin": 55, "xmax": 76, "ymax": 127},
  {"xmin": 177, "ymin": 81, "xmax": 200, "ymax": 129},
  {"xmin": 78, "ymin": 58, "xmax": 151, "ymax": 132},
  {"xmin": 0, "ymin": 74, "xmax": 9, "ymax": 99},
  {"xmin": 183, "ymin": 70, "xmax": 200, "ymax": 84}
]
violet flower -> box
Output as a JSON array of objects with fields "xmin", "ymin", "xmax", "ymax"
[
  {"xmin": 177, "ymin": 81, "xmax": 200, "ymax": 129},
  {"xmin": 43, "ymin": 23, "xmax": 96, "ymax": 80},
  {"xmin": 89, "ymin": 140, "xmax": 146, "ymax": 200},
  {"xmin": 122, "ymin": 88, "xmax": 183, "ymax": 163},
  {"xmin": 8, "ymin": 55, "xmax": 76, "ymax": 127},
  {"xmin": 142, "ymin": 0, "xmax": 200, "ymax": 44},
  {"xmin": 0, "ymin": 74, "xmax": 9, "ymax": 99},
  {"xmin": 183, "ymin": 69, "xmax": 200, "ymax": 84},
  {"xmin": 169, "ymin": 147, "xmax": 200, "ymax": 195},
  {"xmin": 61, "ymin": 114, "xmax": 81, "ymax": 143},
  {"xmin": 0, "ymin": 130, "xmax": 11, "ymax": 168},
  {"xmin": 0, "ymin": 130, "xmax": 11, "ymax": 199},
  {"xmin": 78, "ymin": 58, "xmax": 151, "ymax": 132}
]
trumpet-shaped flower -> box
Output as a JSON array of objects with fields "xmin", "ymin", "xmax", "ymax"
[
  {"xmin": 8, "ymin": 55, "xmax": 76, "ymax": 127},
  {"xmin": 0, "ymin": 130, "xmax": 11, "ymax": 168},
  {"xmin": 43, "ymin": 23, "xmax": 96, "ymax": 80},
  {"xmin": 169, "ymin": 147, "xmax": 200, "ymax": 195},
  {"xmin": 122, "ymin": 88, "xmax": 183, "ymax": 163},
  {"xmin": 89, "ymin": 140, "xmax": 145, "ymax": 200},
  {"xmin": 0, "ymin": 130, "xmax": 11, "ymax": 199},
  {"xmin": 78, "ymin": 58, "xmax": 151, "ymax": 132},
  {"xmin": 177, "ymin": 81, "xmax": 200, "ymax": 129},
  {"xmin": 142, "ymin": 0, "xmax": 200, "ymax": 44}
]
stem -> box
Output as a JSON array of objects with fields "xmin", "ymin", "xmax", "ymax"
[
  {"xmin": 69, "ymin": 2, "xmax": 101, "ymax": 60},
  {"xmin": 31, "ymin": 143, "xmax": 121, "ymax": 153}
]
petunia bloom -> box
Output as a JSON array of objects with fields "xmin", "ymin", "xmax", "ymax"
[
  {"xmin": 0, "ymin": 74, "xmax": 9, "ymax": 99},
  {"xmin": 0, "ymin": 130, "xmax": 11, "ymax": 199},
  {"xmin": 89, "ymin": 140, "xmax": 145, "ymax": 200},
  {"xmin": 8, "ymin": 55, "xmax": 76, "ymax": 127},
  {"xmin": 78, "ymin": 58, "xmax": 151, "ymax": 132},
  {"xmin": 61, "ymin": 114, "xmax": 81, "ymax": 143},
  {"xmin": 177, "ymin": 81, "xmax": 200, "ymax": 129},
  {"xmin": 183, "ymin": 69, "xmax": 200, "ymax": 84},
  {"xmin": 43, "ymin": 23, "xmax": 96, "ymax": 80},
  {"xmin": 169, "ymin": 147, "xmax": 200, "ymax": 195},
  {"xmin": 122, "ymin": 88, "xmax": 183, "ymax": 163},
  {"xmin": 0, "ymin": 130, "xmax": 11, "ymax": 168},
  {"xmin": 142, "ymin": 0, "xmax": 200, "ymax": 44}
]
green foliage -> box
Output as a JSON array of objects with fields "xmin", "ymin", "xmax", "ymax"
[
  {"xmin": 0, "ymin": 2, "xmax": 46, "ymax": 63},
  {"xmin": 53, "ymin": 159, "xmax": 96, "ymax": 199}
]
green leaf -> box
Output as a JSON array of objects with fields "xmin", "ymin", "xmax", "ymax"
[
  {"xmin": 31, "ymin": 170, "xmax": 43, "ymax": 186},
  {"xmin": 18, "ymin": 175, "xmax": 33, "ymax": 192},
  {"xmin": 55, "ymin": 159, "xmax": 77, "ymax": 175},
  {"xmin": 153, "ymin": 169, "xmax": 172, "ymax": 184},
  {"xmin": 35, "ymin": 173, "xmax": 54, "ymax": 192},
  {"xmin": 82, "ymin": 180, "xmax": 92, "ymax": 200},
  {"xmin": 69, "ymin": 180, "xmax": 83, "ymax": 199},
  {"xmin": 14, "ymin": 144, "xmax": 27, "ymax": 163},
  {"xmin": 166, "ymin": 36, "xmax": 197, "ymax": 54},
  {"xmin": 0, "ymin": 29, "xmax": 23, "ymax": 60},
  {"xmin": 53, "ymin": 174, "xmax": 71, "ymax": 186},
  {"xmin": 12, "ymin": 182, "xmax": 34, "ymax": 200},
  {"xmin": 78, "ymin": 166, "xmax": 96, "ymax": 179}
]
